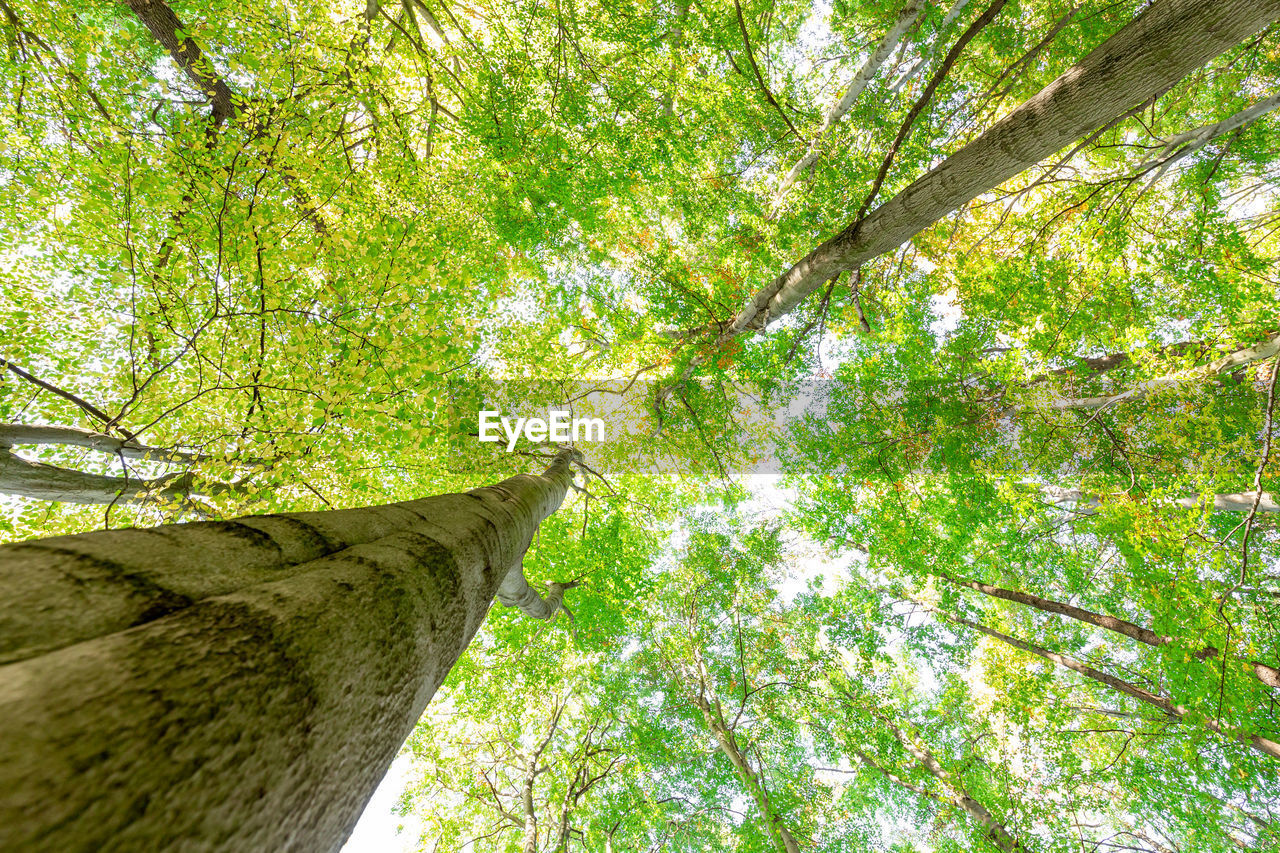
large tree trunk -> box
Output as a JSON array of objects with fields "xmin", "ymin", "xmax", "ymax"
[
  {"xmin": 0, "ymin": 452, "xmax": 576, "ymax": 852},
  {"xmin": 731, "ymin": 0, "xmax": 1280, "ymax": 334}
]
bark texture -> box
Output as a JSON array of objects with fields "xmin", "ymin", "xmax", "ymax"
[
  {"xmin": 125, "ymin": 0, "xmax": 237, "ymax": 124},
  {"xmin": 0, "ymin": 422, "xmax": 211, "ymax": 463},
  {"xmin": 939, "ymin": 571, "xmax": 1280, "ymax": 689},
  {"xmin": 0, "ymin": 445, "xmax": 216, "ymax": 507},
  {"xmin": 0, "ymin": 454, "xmax": 575, "ymax": 852},
  {"xmin": 732, "ymin": 0, "xmax": 1280, "ymax": 334},
  {"xmin": 935, "ymin": 607, "xmax": 1280, "ymax": 761},
  {"xmin": 685, "ymin": 644, "xmax": 803, "ymax": 853}
]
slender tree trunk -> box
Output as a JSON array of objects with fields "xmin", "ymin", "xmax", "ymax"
[
  {"xmin": 696, "ymin": 696, "xmax": 804, "ymax": 853},
  {"xmin": 0, "ymin": 452, "xmax": 577, "ymax": 852},
  {"xmin": 730, "ymin": 0, "xmax": 1280, "ymax": 334},
  {"xmin": 1133, "ymin": 91, "xmax": 1280, "ymax": 182},
  {"xmin": 0, "ymin": 422, "xmax": 214, "ymax": 463},
  {"xmin": 937, "ymin": 571, "xmax": 1280, "ymax": 689},
  {"xmin": 768, "ymin": 0, "xmax": 924, "ymax": 217},
  {"xmin": 124, "ymin": 0, "xmax": 329, "ymax": 234},
  {"xmin": 0, "ymin": 445, "xmax": 225, "ymax": 507},
  {"xmin": 1046, "ymin": 333, "xmax": 1280, "ymax": 409},
  {"xmin": 125, "ymin": 0, "xmax": 236, "ymax": 123},
  {"xmin": 875, "ymin": 715, "xmax": 1023, "ymax": 852},
  {"xmin": 522, "ymin": 769, "xmax": 541, "ymax": 853},
  {"xmin": 928, "ymin": 605, "xmax": 1280, "ymax": 760},
  {"xmin": 685, "ymin": 644, "xmax": 802, "ymax": 852},
  {"xmin": 835, "ymin": 684, "xmax": 1021, "ymax": 851},
  {"xmin": 662, "ymin": 0, "xmax": 691, "ymax": 117},
  {"xmin": 1031, "ymin": 483, "xmax": 1280, "ymax": 516}
]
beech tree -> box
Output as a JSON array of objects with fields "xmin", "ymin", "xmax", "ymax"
[
  {"xmin": 1, "ymin": 0, "xmax": 1278, "ymax": 849},
  {"xmin": 726, "ymin": 0, "xmax": 1280, "ymax": 338},
  {"xmin": 0, "ymin": 451, "xmax": 578, "ymax": 851}
]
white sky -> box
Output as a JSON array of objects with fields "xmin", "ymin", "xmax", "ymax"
[{"xmin": 341, "ymin": 753, "xmax": 424, "ymax": 853}]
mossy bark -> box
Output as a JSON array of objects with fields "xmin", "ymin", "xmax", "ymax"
[{"xmin": 0, "ymin": 455, "xmax": 574, "ymax": 852}]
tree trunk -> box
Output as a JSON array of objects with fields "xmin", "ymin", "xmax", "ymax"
[
  {"xmin": 937, "ymin": 571, "xmax": 1280, "ymax": 689},
  {"xmin": 1046, "ymin": 333, "xmax": 1280, "ymax": 409},
  {"xmin": 1031, "ymin": 483, "xmax": 1280, "ymax": 516},
  {"xmin": 0, "ymin": 452, "xmax": 576, "ymax": 852},
  {"xmin": 685, "ymin": 643, "xmax": 802, "ymax": 853},
  {"xmin": 662, "ymin": 0, "xmax": 691, "ymax": 117},
  {"xmin": 768, "ymin": 0, "xmax": 924, "ymax": 217},
  {"xmin": 0, "ymin": 422, "xmax": 214, "ymax": 463},
  {"xmin": 697, "ymin": 696, "xmax": 804, "ymax": 853},
  {"xmin": 875, "ymin": 715, "xmax": 1023, "ymax": 852},
  {"xmin": 731, "ymin": 0, "xmax": 1280, "ymax": 334},
  {"xmin": 930, "ymin": 606, "xmax": 1280, "ymax": 761},
  {"xmin": 0, "ymin": 445, "xmax": 223, "ymax": 507},
  {"xmin": 124, "ymin": 0, "xmax": 236, "ymax": 124}
]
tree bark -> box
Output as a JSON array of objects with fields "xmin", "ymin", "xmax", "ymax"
[
  {"xmin": 124, "ymin": 0, "xmax": 329, "ymax": 234},
  {"xmin": 929, "ymin": 605, "xmax": 1280, "ymax": 760},
  {"xmin": 874, "ymin": 714, "xmax": 1023, "ymax": 851},
  {"xmin": 1031, "ymin": 484, "xmax": 1280, "ymax": 516},
  {"xmin": 1046, "ymin": 332, "xmax": 1280, "ymax": 409},
  {"xmin": 662, "ymin": 0, "xmax": 691, "ymax": 118},
  {"xmin": 937, "ymin": 571, "xmax": 1280, "ymax": 689},
  {"xmin": 696, "ymin": 695, "xmax": 804, "ymax": 853},
  {"xmin": 0, "ymin": 422, "xmax": 214, "ymax": 464},
  {"xmin": 730, "ymin": 0, "xmax": 1280, "ymax": 335},
  {"xmin": 0, "ymin": 452, "xmax": 576, "ymax": 852},
  {"xmin": 685, "ymin": 644, "xmax": 802, "ymax": 852},
  {"xmin": 0, "ymin": 445, "xmax": 225, "ymax": 507},
  {"xmin": 124, "ymin": 0, "xmax": 237, "ymax": 125},
  {"xmin": 1133, "ymin": 91, "xmax": 1280, "ymax": 181},
  {"xmin": 768, "ymin": 0, "xmax": 924, "ymax": 217}
]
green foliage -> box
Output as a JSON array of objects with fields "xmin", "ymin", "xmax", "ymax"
[{"xmin": 2, "ymin": 0, "xmax": 1279, "ymax": 849}]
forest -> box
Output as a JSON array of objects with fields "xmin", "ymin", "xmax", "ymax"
[{"xmin": 0, "ymin": 0, "xmax": 1278, "ymax": 850}]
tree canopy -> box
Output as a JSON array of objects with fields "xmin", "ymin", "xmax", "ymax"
[{"xmin": 2, "ymin": 0, "xmax": 1279, "ymax": 849}]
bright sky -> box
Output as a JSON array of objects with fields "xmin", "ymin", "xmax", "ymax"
[{"xmin": 341, "ymin": 754, "xmax": 424, "ymax": 853}]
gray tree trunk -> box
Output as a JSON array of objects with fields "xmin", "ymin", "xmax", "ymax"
[
  {"xmin": 876, "ymin": 715, "xmax": 1023, "ymax": 851},
  {"xmin": 0, "ymin": 445, "xmax": 198, "ymax": 504},
  {"xmin": 0, "ymin": 452, "xmax": 576, "ymax": 852},
  {"xmin": 732, "ymin": 0, "xmax": 1280, "ymax": 334},
  {"xmin": 686, "ymin": 644, "xmax": 802, "ymax": 853},
  {"xmin": 0, "ymin": 445, "xmax": 228, "ymax": 507},
  {"xmin": 938, "ymin": 571, "xmax": 1280, "ymax": 689},
  {"xmin": 0, "ymin": 423, "xmax": 213, "ymax": 463},
  {"xmin": 768, "ymin": 0, "xmax": 924, "ymax": 217},
  {"xmin": 1044, "ymin": 333, "xmax": 1280, "ymax": 410},
  {"xmin": 927, "ymin": 604, "xmax": 1280, "ymax": 761}
]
